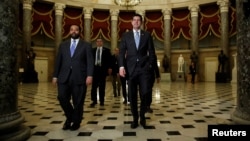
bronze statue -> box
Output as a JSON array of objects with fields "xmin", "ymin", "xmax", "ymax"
[
  {"xmin": 162, "ymin": 54, "xmax": 169, "ymax": 73},
  {"xmin": 190, "ymin": 51, "xmax": 198, "ymax": 66},
  {"xmin": 218, "ymin": 50, "xmax": 227, "ymax": 73}
]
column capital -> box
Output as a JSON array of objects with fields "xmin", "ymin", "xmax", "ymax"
[
  {"xmin": 162, "ymin": 9, "xmax": 172, "ymax": 20},
  {"xmin": 54, "ymin": 3, "xmax": 65, "ymax": 16},
  {"xmin": 217, "ymin": 0, "xmax": 229, "ymax": 13},
  {"xmin": 189, "ymin": 5, "xmax": 199, "ymax": 17},
  {"xmin": 22, "ymin": 0, "xmax": 34, "ymax": 10},
  {"xmin": 83, "ymin": 8, "xmax": 93, "ymax": 19},
  {"xmin": 110, "ymin": 9, "xmax": 119, "ymax": 21}
]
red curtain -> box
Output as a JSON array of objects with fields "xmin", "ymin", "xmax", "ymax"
[
  {"xmin": 20, "ymin": 2, "xmax": 236, "ymax": 42},
  {"xmin": 31, "ymin": 2, "xmax": 54, "ymax": 39},
  {"xmin": 199, "ymin": 4, "xmax": 220, "ymax": 40},
  {"xmin": 63, "ymin": 7, "xmax": 84, "ymax": 39},
  {"xmin": 229, "ymin": 6, "xmax": 236, "ymax": 37},
  {"xmin": 171, "ymin": 9, "xmax": 191, "ymax": 41},
  {"xmin": 145, "ymin": 11, "xmax": 164, "ymax": 41},
  {"xmin": 91, "ymin": 10, "xmax": 110, "ymax": 41},
  {"xmin": 118, "ymin": 12, "xmax": 135, "ymax": 41}
]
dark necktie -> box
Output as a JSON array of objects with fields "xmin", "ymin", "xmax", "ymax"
[
  {"xmin": 70, "ymin": 40, "xmax": 76, "ymax": 57},
  {"xmin": 96, "ymin": 48, "xmax": 101, "ymax": 65}
]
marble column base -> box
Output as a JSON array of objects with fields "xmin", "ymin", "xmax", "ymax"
[
  {"xmin": 0, "ymin": 115, "xmax": 31, "ymax": 141},
  {"xmin": 231, "ymin": 110, "xmax": 250, "ymax": 124}
]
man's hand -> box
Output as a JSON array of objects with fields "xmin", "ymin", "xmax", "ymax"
[
  {"xmin": 86, "ymin": 76, "xmax": 93, "ymax": 85},
  {"xmin": 119, "ymin": 67, "xmax": 126, "ymax": 77},
  {"xmin": 52, "ymin": 78, "xmax": 57, "ymax": 87}
]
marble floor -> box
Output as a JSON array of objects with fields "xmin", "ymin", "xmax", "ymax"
[{"xmin": 18, "ymin": 80, "xmax": 237, "ymax": 141}]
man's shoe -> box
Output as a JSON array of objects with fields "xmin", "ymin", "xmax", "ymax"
[
  {"xmin": 62, "ymin": 121, "xmax": 71, "ymax": 130},
  {"xmin": 90, "ymin": 102, "xmax": 97, "ymax": 107},
  {"xmin": 140, "ymin": 119, "xmax": 146, "ymax": 128},
  {"xmin": 100, "ymin": 103, "xmax": 104, "ymax": 106},
  {"xmin": 70, "ymin": 123, "xmax": 80, "ymax": 131},
  {"xmin": 130, "ymin": 122, "xmax": 138, "ymax": 129},
  {"xmin": 123, "ymin": 100, "xmax": 127, "ymax": 104},
  {"xmin": 147, "ymin": 107, "xmax": 153, "ymax": 113}
]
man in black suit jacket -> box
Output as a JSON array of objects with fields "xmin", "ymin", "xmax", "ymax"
[
  {"xmin": 52, "ymin": 25, "xmax": 94, "ymax": 131},
  {"xmin": 90, "ymin": 38, "xmax": 112, "ymax": 107},
  {"xmin": 147, "ymin": 57, "xmax": 160, "ymax": 113},
  {"xmin": 119, "ymin": 14, "xmax": 157, "ymax": 129}
]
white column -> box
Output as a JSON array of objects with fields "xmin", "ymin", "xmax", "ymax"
[
  {"xmin": 83, "ymin": 8, "xmax": 93, "ymax": 42},
  {"xmin": 110, "ymin": 9, "xmax": 119, "ymax": 53},
  {"xmin": 54, "ymin": 3, "xmax": 65, "ymax": 55}
]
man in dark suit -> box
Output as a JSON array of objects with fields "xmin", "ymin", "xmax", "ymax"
[
  {"xmin": 111, "ymin": 48, "xmax": 121, "ymax": 97},
  {"xmin": 147, "ymin": 58, "xmax": 160, "ymax": 113},
  {"xmin": 52, "ymin": 25, "xmax": 94, "ymax": 131},
  {"xmin": 119, "ymin": 14, "xmax": 157, "ymax": 129},
  {"xmin": 90, "ymin": 38, "xmax": 112, "ymax": 107},
  {"xmin": 189, "ymin": 61, "xmax": 196, "ymax": 84}
]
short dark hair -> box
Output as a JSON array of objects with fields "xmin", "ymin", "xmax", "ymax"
[
  {"xmin": 70, "ymin": 24, "xmax": 81, "ymax": 31},
  {"xmin": 132, "ymin": 13, "xmax": 142, "ymax": 21}
]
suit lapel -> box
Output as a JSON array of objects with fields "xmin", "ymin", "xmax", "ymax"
[
  {"xmin": 138, "ymin": 30, "xmax": 145, "ymax": 50},
  {"xmin": 129, "ymin": 31, "xmax": 137, "ymax": 50}
]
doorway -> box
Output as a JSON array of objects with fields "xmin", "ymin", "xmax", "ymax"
[
  {"xmin": 34, "ymin": 57, "xmax": 48, "ymax": 82},
  {"xmin": 205, "ymin": 57, "xmax": 217, "ymax": 82}
]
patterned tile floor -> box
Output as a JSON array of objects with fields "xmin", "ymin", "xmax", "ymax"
[{"xmin": 18, "ymin": 81, "xmax": 237, "ymax": 141}]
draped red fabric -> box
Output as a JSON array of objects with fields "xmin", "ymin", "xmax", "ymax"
[
  {"xmin": 63, "ymin": 7, "xmax": 84, "ymax": 39},
  {"xmin": 171, "ymin": 9, "xmax": 191, "ymax": 41},
  {"xmin": 199, "ymin": 4, "xmax": 220, "ymax": 39},
  {"xmin": 91, "ymin": 10, "xmax": 110, "ymax": 41},
  {"xmin": 229, "ymin": 6, "xmax": 236, "ymax": 37},
  {"xmin": 145, "ymin": 11, "xmax": 164, "ymax": 41},
  {"xmin": 19, "ymin": 2, "xmax": 236, "ymax": 43},
  {"xmin": 31, "ymin": 2, "xmax": 54, "ymax": 39},
  {"xmin": 118, "ymin": 12, "xmax": 134, "ymax": 41}
]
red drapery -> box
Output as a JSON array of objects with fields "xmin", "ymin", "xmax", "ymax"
[
  {"xmin": 171, "ymin": 9, "xmax": 191, "ymax": 41},
  {"xmin": 19, "ymin": 2, "xmax": 236, "ymax": 43},
  {"xmin": 91, "ymin": 10, "xmax": 110, "ymax": 41},
  {"xmin": 118, "ymin": 12, "xmax": 134, "ymax": 41},
  {"xmin": 199, "ymin": 4, "xmax": 220, "ymax": 40},
  {"xmin": 31, "ymin": 2, "xmax": 54, "ymax": 39},
  {"xmin": 63, "ymin": 7, "xmax": 84, "ymax": 39},
  {"xmin": 145, "ymin": 11, "xmax": 164, "ymax": 41},
  {"xmin": 229, "ymin": 6, "xmax": 236, "ymax": 37}
]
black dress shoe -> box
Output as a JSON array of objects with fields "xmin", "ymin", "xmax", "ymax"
[
  {"xmin": 130, "ymin": 122, "xmax": 138, "ymax": 129},
  {"xmin": 90, "ymin": 102, "xmax": 97, "ymax": 107},
  {"xmin": 147, "ymin": 107, "xmax": 153, "ymax": 113},
  {"xmin": 70, "ymin": 123, "xmax": 80, "ymax": 131},
  {"xmin": 100, "ymin": 103, "xmax": 104, "ymax": 106},
  {"xmin": 62, "ymin": 121, "xmax": 71, "ymax": 130},
  {"xmin": 140, "ymin": 119, "xmax": 146, "ymax": 128}
]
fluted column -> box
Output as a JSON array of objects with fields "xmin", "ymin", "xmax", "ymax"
[
  {"xmin": 54, "ymin": 3, "xmax": 65, "ymax": 55},
  {"xmin": 217, "ymin": 0, "xmax": 229, "ymax": 56},
  {"xmin": 136, "ymin": 9, "xmax": 145, "ymax": 29},
  {"xmin": 189, "ymin": 5, "xmax": 199, "ymax": 54},
  {"xmin": 83, "ymin": 8, "xmax": 93, "ymax": 42},
  {"xmin": 22, "ymin": 0, "xmax": 33, "ymax": 68},
  {"xmin": 231, "ymin": 0, "xmax": 250, "ymax": 124},
  {"xmin": 0, "ymin": 0, "xmax": 30, "ymax": 140},
  {"xmin": 110, "ymin": 9, "xmax": 119, "ymax": 53},
  {"xmin": 162, "ymin": 8, "xmax": 172, "ymax": 72}
]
